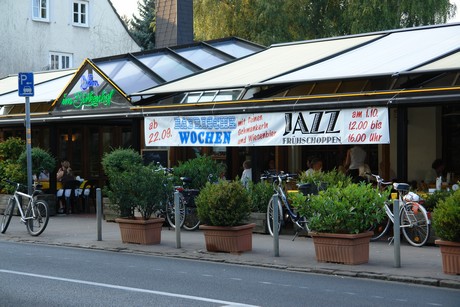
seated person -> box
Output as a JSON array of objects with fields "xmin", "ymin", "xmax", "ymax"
[
  {"xmin": 305, "ymin": 158, "xmax": 322, "ymax": 177},
  {"xmin": 424, "ymin": 159, "xmax": 445, "ymax": 185},
  {"xmin": 56, "ymin": 161, "xmax": 76, "ymax": 214}
]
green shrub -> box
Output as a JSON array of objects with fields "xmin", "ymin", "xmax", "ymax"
[
  {"xmin": 173, "ymin": 155, "xmax": 225, "ymax": 189},
  {"xmin": 423, "ymin": 190, "xmax": 453, "ymax": 212},
  {"xmin": 432, "ymin": 189, "xmax": 460, "ymax": 242},
  {"xmin": 101, "ymin": 147, "xmax": 143, "ymax": 178},
  {"xmin": 196, "ymin": 179, "xmax": 251, "ymax": 226},
  {"xmin": 19, "ymin": 148, "xmax": 56, "ymax": 179},
  {"xmin": 0, "ymin": 138, "xmax": 55, "ymax": 193},
  {"xmin": 298, "ymin": 168, "xmax": 352, "ymax": 190},
  {"xmin": 248, "ymin": 180, "xmax": 273, "ymax": 213},
  {"xmin": 102, "ymin": 148, "xmax": 172, "ymax": 220},
  {"xmin": 0, "ymin": 138, "xmax": 25, "ymax": 192},
  {"xmin": 292, "ymin": 182, "xmax": 388, "ymax": 234}
]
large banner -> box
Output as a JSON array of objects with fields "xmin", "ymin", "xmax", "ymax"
[{"xmin": 144, "ymin": 107, "xmax": 389, "ymax": 147}]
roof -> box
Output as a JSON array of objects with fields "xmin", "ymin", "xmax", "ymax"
[
  {"xmin": 0, "ymin": 70, "xmax": 76, "ymax": 105},
  {"xmin": 91, "ymin": 37, "xmax": 264, "ymax": 97},
  {"xmin": 134, "ymin": 23, "xmax": 460, "ymax": 97}
]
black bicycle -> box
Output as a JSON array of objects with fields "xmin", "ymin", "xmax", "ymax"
[{"xmin": 262, "ymin": 172, "xmax": 309, "ymax": 240}]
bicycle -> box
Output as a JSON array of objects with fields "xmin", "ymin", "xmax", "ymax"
[
  {"xmin": 1, "ymin": 180, "xmax": 49, "ymax": 236},
  {"xmin": 177, "ymin": 178, "xmax": 200, "ymax": 231},
  {"xmin": 156, "ymin": 166, "xmax": 185, "ymax": 229},
  {"xmin": 263, "ymin": 172, "xmax": 309, "ymax": 241},
  {"xmin": 367, "ymin": 173, "xmax": 430, "ymax": 247}
]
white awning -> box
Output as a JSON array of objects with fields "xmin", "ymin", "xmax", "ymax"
[
  {"xmin": 0, "ymin": 71, "xmax": 75, "ymax": 105},
  {"xmin": 261, "ymin": 24, "xmax": 460, "ymax": 85},
  {"xmin": 133, "ymin": 34, "xmax": 382, "ymax": 95},
  {"xmin": 411, "ymin": 50, "xmax": 460, "ymax": 72}
]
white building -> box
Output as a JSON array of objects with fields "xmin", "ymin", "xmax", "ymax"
[{"xmin": 0, "ymin": 0, "xmax": 140, "ymax": 78}]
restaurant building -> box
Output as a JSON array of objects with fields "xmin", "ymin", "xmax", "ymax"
[{"xmin": 1, "ymin": 23, "xmax": 459, "ymax": 194}]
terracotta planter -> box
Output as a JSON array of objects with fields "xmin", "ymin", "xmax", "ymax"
[
  {"xmin": 116, "ymin": 217, "xmax": 164, "ymax": 245},
  {"xmin": 199, "ymin": 223, "xmax": 256, "ymax": 253},
  {"xmin": 435, "ymin": 239, "xmax": 460, "ymax": 275},
  {"xmin": 310, "ymin": 231, "xmax": 373, "ymax": 265}
]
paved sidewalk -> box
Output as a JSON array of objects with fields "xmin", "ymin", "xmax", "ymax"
[{"xmin": 1, "ymin": 214, "xmax": 460, "ymax": 289}]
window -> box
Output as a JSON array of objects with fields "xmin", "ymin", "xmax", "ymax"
[
  {"xmin": 49, "ymin": 52, "xmax": 73, "ymax": 70},
  {"xmin": 73, "ymin": 1, "xmax": 88, "ymax": 26},
  {"xmin": 32, "ymin": 0, "xmax": 49, "ymax": 21}
]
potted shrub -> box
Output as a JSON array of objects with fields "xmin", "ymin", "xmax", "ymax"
[
  {"xmin": 422, "ymin": 189, "xmax": 453, "ymax": 244},
  {"xmin": 298, "ymin": 168, "xmax": 352, "ymax": 195},
  {"xmin": 172, "ymin": 155, "xmax": 225, "ymax": 189},
  {"xmin": 432, "ymin": 189, "xmax": 460, "ymax": 274},
  {"xmin": 102, "ymin": 148, "xmax": 172, "ymax": 245},
  {"xmin": 246, "ymin": 180, "xmax": 273, "ymax": 233},
  {"xmin": 196, "ymin": 179, "xmax": 255, "ymax": 253},
  {"xmin": 292, "ymin": 182, "xmax": 388, "ymax": 264}
]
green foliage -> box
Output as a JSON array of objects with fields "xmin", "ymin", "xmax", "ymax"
[
  {"xmin": 432, "ymin": 189, "xmax": 460, "ymax": 242},
  {"xmin": 292, "ymin": 183, "xmax": 388, "ymax": 234},
  {"xmin": 423, "ymin": 190, "xmax": 453, "ymax": 212},
  {"xmin": 18, "ymin": 148, "xmax": 56, "ymax": 180},
  {"xmin": 0, "ymin": 138, "xmax": 55, "ymax": 193},
  {"xmin": 299, "ymin": 169, "xmax": 352, "ymax": 189},
  {"xmin": 194, "ymin": 0, "xmax": 455, "ymax": 45},
  {"xmin": 196, "ymin": 180, "xmax": 251, "ymax": 226},
  {"xmin": 129, "ymin": 0, "xmax": 156, "ymax": 50},
  {"xmin": 173, "ymin": 155, "xmax": 225, "ymax": 190},
  {"xmin": 101, "ymin": 148, "xmax": 143, "ymax": 178},
  {"xmin": 248, "ymin": 180, "xmax": 273, "ymax": 213},
  {"xmin": 102, "ymin": 148, "xmax": 172, "ymax": 220}
]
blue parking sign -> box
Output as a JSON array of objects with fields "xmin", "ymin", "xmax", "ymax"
[{"xmin": 18, "ymin": 72, "xmax": 34, "ymax": 97}]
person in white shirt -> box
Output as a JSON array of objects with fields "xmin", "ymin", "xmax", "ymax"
[
  {"xmin": 241, "ymin": 160, "xmax": 252, "ymax": 188},
  {"xmin": 305, "ymin": 158, "xmax": 322, "ymax": 177},
  {"xmin": 344, "ymin": 145, "xmax": 367, "ymax": 182}
]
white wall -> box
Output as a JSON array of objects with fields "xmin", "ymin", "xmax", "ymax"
[{"xmin": 0, "ymin": 0, "xmax": 140, "ymax": 78}]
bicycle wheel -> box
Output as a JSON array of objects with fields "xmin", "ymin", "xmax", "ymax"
[
  {"xmin": 183, "ymin": 206, "xmax": 200, "ymax": 231},
  {"xmin": 400, "ymin": 202, "xmax": 430, "ymax": 247},
  {"xmin": 25, "ymin": 200, "xmax": 49, "ymax": 236},
  {"xmin": 267, "ymin": 196, "xmax": 282, "ymax": 236},
  {"xmin": 1, "ymin": 198, "xmax": 15, "ymax": 234},
  {"xmin": 369, "ymin": 217, "xmax": 391, "ymax": 241},
  {"xmin": 166, "ymin": 194, "xmax": 185, "ymax": 229}
]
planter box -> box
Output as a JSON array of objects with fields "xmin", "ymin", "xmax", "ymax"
[
  {"xmin": 0, "ymin": 194, "xmax": 10, "ymax": 214},
  {"xmin": 200, "ymin": 223, "xmax": 255, "ymax": 254},
  {"xmin": 36, "ymin": 194, "xmax": 56, "ymax": 216},
  {"xmin": 116, "ymin": 217, "xmax": 164, "ymax": 245},
  {"xmin": 245, "ymin": 212, "xmax": 267, "ymax": 234},
  {"xmin": 435, "ymin": 239, "xmax": 460, "ymax": 275},
  {"xmin": 310, "ymin": 231, "xmax": 373, "ymax": 265},
  {"xmin": 103, "ymin": 197, "xmax": 118, "ymax": 222}
]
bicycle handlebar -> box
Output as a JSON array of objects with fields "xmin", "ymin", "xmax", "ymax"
[
  {"xmin": 260, "ymin": 171, "xmax": 298, "ymax": 182},
  {"xmin": 366, "ymin": 172, "xmax": 393, "ymax": 186}
]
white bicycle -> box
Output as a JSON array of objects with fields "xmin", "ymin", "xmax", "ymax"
[
  {"xmin": 1, "ymin": 180, "xmax": 49, "ymax": 236},
  {"xmin": 368, "ymin": 173, "xmax": 430, "ymax": 247}
]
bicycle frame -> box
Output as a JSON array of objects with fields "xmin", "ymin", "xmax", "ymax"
[{"xmin": 13, "ymin": 190, "xmax": 35, "ymax": 221}]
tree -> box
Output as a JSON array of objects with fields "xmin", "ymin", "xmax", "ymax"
[
  {"xmin": 130, "ymin": 0, "xmax": 156, "ymax": 50},
  {"xmin": 194, "ymin": 0, "xmax": 456, "ymax": 46}
]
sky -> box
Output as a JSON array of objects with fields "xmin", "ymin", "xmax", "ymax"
[
  {"xmin": 111, "ymin": 0, "xmax": 139, "ymax": 19},
  {"xmin": 110, "ymin": 0, "xmax": 460, "ymax": 22}
]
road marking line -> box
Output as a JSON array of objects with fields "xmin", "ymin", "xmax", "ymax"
[{"xmin": 0, "ymin": 269, "xmax": 259, "ymax": 307}]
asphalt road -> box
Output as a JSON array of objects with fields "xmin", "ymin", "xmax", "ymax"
[{"xmin": 1, "ymin": 241, "xmax": 459, "ymax": 307}]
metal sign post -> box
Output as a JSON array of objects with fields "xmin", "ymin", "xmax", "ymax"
[
  {"xmin": 18, "ymin": 73, "xmax": 34, "ymax": 195},
  {"xmin": 273, "ymin": 193, "xmax": 279, "ymax": 257}
]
